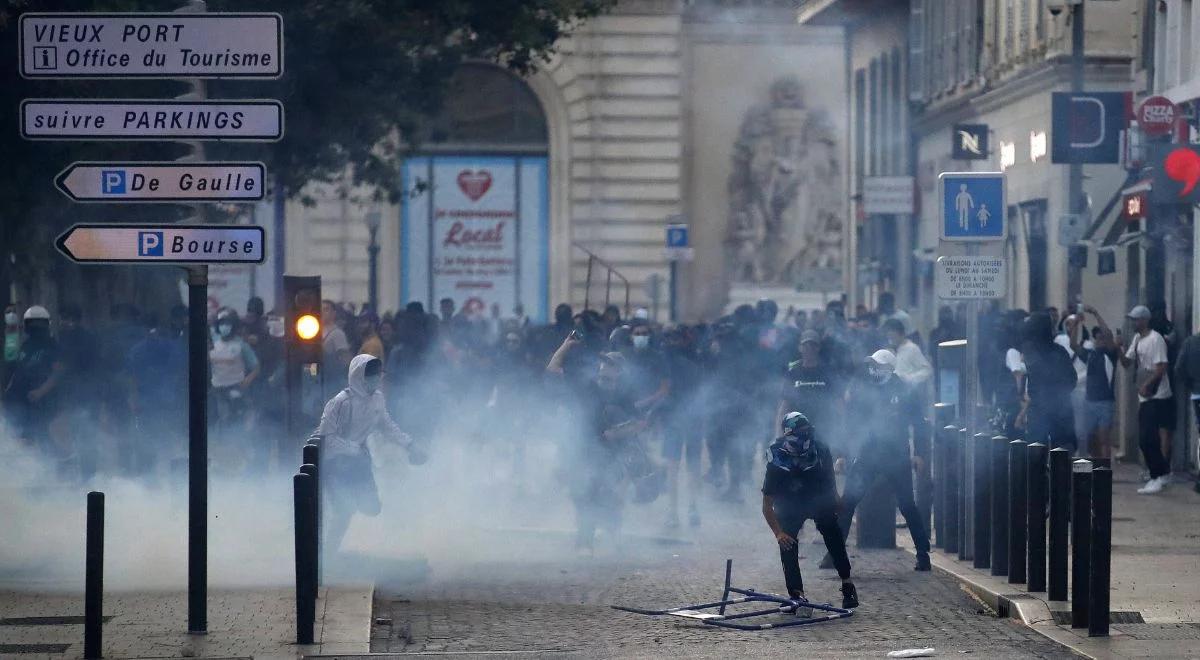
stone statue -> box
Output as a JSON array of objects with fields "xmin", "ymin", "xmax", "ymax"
[{"xmin": 725, "ymin": 76, "xmax": 842, "ymax": 287}]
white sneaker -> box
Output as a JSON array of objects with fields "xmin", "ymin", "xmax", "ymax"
[
  {"xmin": 1137, "ymin": 477, "xmax": 1165, "ymax": 494},
  {"xmin": 1161, "ymin": 473, "xmax": 1173, "ymax": 485}
]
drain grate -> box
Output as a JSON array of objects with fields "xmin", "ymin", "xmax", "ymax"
[
  {"xmin": 1111, "ymin": 622, "xmax": 1200, "ymax": 640},
  {"xmin": 1052, "ymin": 610, "xmax": 1145, "ymax": 625},
  {"xmin": 0, "ymin": 643, "xmax": 72, "ymax": 653},
  {"xmin": 0, "ymin": 615, "xmax": 113, "ymax": 625}
]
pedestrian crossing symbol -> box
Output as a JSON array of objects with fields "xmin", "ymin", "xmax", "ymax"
[{"xmin": 940, "ymin": 172, "xmax": 1006, "ymax": 241}]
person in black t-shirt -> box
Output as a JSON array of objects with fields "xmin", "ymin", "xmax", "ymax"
[
  {"xmin": 762, "ymin": 412, "xmax": 859, "ymax": 610},
  {"xmin": 821, "ymin": 349, "xmax": 932, "ymax": 572},
  {"xmin": 1071, "ymin": 308, "xmax": 1118, "ymax": 459},
  {"xmin": 778, "ymin": 330, "xmax": 843, "ymax": 454}
]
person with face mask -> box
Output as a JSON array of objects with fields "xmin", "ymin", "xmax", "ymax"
[
  {"xmin": 820, "ymin": 349, "xmax": 932, "ymax": 572},
  {"xmin": 2, "ymin": 306, "xmax": 64, "ymax": 448},
  {"xmin": 762, "ymin": 412, "xmax": 859, "ymax": 612},
  {"xmin": 316, "ymin": 354, "xmax": 426, "ymax": 555},
  {"xmin": 547, "ymin": 335, "xmax": 647, "ymax": 553},
  {"xmin": 208, "ymin": 309, "xmax": 261, "ymax": 454}
]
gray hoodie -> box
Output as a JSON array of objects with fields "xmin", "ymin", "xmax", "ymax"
[{"xmin": 317, "ymin": 354, "xmax": 411, "ymax": 459}]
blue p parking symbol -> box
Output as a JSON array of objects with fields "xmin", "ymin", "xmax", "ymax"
[
  {"xmin": 102, "ymin": 170, "xmax": 126, "ymax": 194},
  {"xmin": 138, "ymin": 231, "xmax": 163, "ymax": 257}
]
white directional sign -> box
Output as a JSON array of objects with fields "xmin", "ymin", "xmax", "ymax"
[
  {"xmin": 863, "ymin": 176, "xmax": 915, "ymax": 215},
  {"xmin": 21, "ymin": 99, "xmax": 283, "ymax": 141},
  {"xmin": 56, "ymin": 224, "xmax": 266, "ymax": 264},
  {"xmin": 55, "ymin": 162, "xmax": 265, "ymax": 202},
  {"xmin": 935, "ymin": 256, "xmax": 1007, "ymax": 300},
  {"xmin": 20, "ymin": 13, "xmax": 282, "ymax": 79}
]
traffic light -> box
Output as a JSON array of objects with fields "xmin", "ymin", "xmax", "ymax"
[
  {"xmin": 283, "ymin": 275, "xmax": 322, "ymax": 442},
  {"xmin": 284, "ymin": 275, "xmax": 322, "ymax": 365},
  {"xmin": 1149, "ymin": 144, "xmax": 1200, "ymax": 204}
]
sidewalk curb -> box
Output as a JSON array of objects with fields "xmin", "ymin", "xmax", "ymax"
[
  {"xmin": 313, "ymin": 583, "xmax": 375, "ymax": 656},
  {"xmin": 903, "ymin": 546, "xmax": 1102, "ymax": 659}
]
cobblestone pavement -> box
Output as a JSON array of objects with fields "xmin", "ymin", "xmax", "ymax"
[{"xmin": 370, "ymin": 514, "xmax": 1079, "ymax": 659}]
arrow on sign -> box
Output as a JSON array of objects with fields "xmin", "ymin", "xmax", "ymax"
[
  {"xmin": 55, "ymin": 162, "xmax": 266, "ymax": 202},
  {"xmin": 56, "ymin": 224, "xmax": 266, "ymax": 265}
]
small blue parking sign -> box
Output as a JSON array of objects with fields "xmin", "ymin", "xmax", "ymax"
[
  {"xmin": 939, "ymin": 172, "xmax": 1006, "ymax": 241},
  {"xmin": 666, "ymin": 224, "xmax": 688, "ymax": 248}
]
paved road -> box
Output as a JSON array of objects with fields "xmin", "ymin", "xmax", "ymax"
[{"xmin": 369, "ymin": 512, "xmax": 1077, "ymax": 659}]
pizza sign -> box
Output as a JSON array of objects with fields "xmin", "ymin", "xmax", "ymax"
[{"xmin": 1137, "ymin": 96, "xmax": 1178, "ymax": 139}]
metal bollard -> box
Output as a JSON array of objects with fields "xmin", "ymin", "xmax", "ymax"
[
  {"xmin": 85, "ymin": 492, "xmax": 104, "ymax": 660},
  {"xmin": 990, "ymin": 435, "xmax": 1009, "ymax": 577},
  {"xmin": 1089, "ymin": 467, "xmax": 1112, "ymax": 637},
  {"xmin": 1071, "ymin": 459, "xmax": 1093, "ymax": 629},
  {"xmin": 1026, "ymin": 443, "xmax": 1048, "ymax": 592},
  {"xmin": 1047, "ymin": 448, "xmax": 1071, "ymax": 601},
  {"xmin": 957, "ymin": 428, "xmax": 969, "ymax": 561},
  {"xmin": 293, "ymin": 473, "xmax": 315, "ymax": 644},
  {"xmin": 972, "ymin": 433, "xmax": 991, "ymax": 569},
  {"xmin": 301, "ymin": 444, "xmax": 321, "ymax": 586},
  {"xmin": 1007, "ymin": 440, "xmax": 1028, "ymax": 583},
  {"xmin": 942, "ymin": 425, "xmax": 960, "ymax": 555},
  {"xmin": 930, "ymin": 403, "xmax": 956, "ymax": 547},
  {"xmin": 299, "ymin": 462, "xmax": 319, "ymax": 614}
]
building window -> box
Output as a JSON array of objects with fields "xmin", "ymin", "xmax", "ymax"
[
  {"xmin": 1034, "ymin": 0, "xmax": 1045, "ymax": 45},
  {"xmin": 428, "ymin": 63, "xmax": 548, "ymax": 145},
  {"xmin": 1181, "ymin": 0, "xmax": 1194, "ymax": 83},
  {"xmin": 1005, "ymin": 0, "xmax": 1015, "ymax": 64},
  {"xmin": 855, "ymin": 68, "xmax": 866, "ymax": 184}
]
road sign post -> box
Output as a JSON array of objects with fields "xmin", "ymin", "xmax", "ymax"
[
  {"xmin": 20, "ymin": 13, "xmax": 282, "ymax": 79},
  {"xmin": 665, "ymin": 222, "xmax": 690, "ymax": 322},
  {"xmin": 938, "ymin": 171, "xmax": 1006, "ymax": 559},
  {"xmin": 56, "ymin": 162, "xmax": 265, "ymax": 202}
]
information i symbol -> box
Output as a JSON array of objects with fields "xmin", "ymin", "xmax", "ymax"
[{"xmin": 32, "ymin": 47, "xmax": 57, "ymax": 70}]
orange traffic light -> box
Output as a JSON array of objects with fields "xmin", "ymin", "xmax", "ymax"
[{"xmin": 295, "ymin": 314, "xmax": 320, "ymax": 340}]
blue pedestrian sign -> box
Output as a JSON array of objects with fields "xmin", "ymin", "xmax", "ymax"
[{"xmin": 939, "ymin": 172, "xmax": 1006, "ymax": 242}]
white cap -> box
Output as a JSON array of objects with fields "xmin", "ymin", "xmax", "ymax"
[
  {"xmin": 866, "ymin": 349, "xmax": 896, "ymax": 370},
  {"xmin": 1127, "ymin": 305, "xmax": 1151, "ymax": 320},
  {"xmin": 23, "ymin": 305, "xmax": 50, "ymax": 321},
  {"xmin": 633, "ymin": 307, "xmax": 650, "ymax": 320}
]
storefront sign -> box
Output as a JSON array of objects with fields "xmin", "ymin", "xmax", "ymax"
[
  {"xmin": 1148, "ymin": 144, "xmax": 1200, "ymax": 204},
  {"xmin": 999, "ymin": 140, "xmax": 1016, "ymax": 171},
  {"xmin": 952, "ymin": 124, "xmax": 989, "ymax": 160},
  {"xmin": 862, "ymin": 176, "xmax": 914, "ymax": 214},
  {"xmin": 401, "ymin": 156, "xmax": 549, "ymax": 322},
  {"xmin": 1137, "ymin": 95, "xmax": 1178, "ymax": 139},
  {"xmin": 1123, "ymin": 191, "xmax": 1147, "ymax": 220},
  {"xmin": 1030, "ymin": 131, "xmax": 1047, "ymax": 162},
  {"xmin": 1051, "ymin": 92, "xmax": 1128, "ymax": 164}
]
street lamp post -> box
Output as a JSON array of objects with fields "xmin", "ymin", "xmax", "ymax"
[
  {"xmin": 365, "ymin": 210, "xmax": 381, "ymax": 313},
  {"xmin": 1066, "ymin": 0, "xmax": 1085, "ymax": 305}
]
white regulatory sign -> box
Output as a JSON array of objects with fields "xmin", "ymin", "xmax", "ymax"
[
  {"xmin": 56, "ymin": 224, "xmax": 265, "ymax": 265},
  {"xmin": 862, "ymin": 176, "xmax": 915, "ymax": 215},
  {"xmin": 21, "ymin": 99, "xmax": 283, "ymax": 141},
  {"xmin": 935, "ymin": 256, "xmax": 1007, "ymax": 300},
  {"xmin": 20, "ymin": 13, "xmax": 282, "ymax": 78},
  {"xmin": 56, "ymin": 162, "xmax": 265, "ymax": 202}
]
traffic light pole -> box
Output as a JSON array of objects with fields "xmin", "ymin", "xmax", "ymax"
[{"xmin": 186, "ymin": 265, "xmax": 208, "ymax": 634}]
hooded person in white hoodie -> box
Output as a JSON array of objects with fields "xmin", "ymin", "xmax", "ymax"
[{"xmin": 316, "ymin": 354, "xmax": 426, "ymax": 553}]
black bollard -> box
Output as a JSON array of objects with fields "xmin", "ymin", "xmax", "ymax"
[
  {"xmin": 1071, "ymin": 459, "xmax": 1093, "ymax": 629},
  {"xmin": 1007, "ymin": 440, "xmax": 1028, "ymax": 583},
  {"xmin": 990, "ymin": 435, "xmax": 1009, "ymax": 577},
  {"xmin": 972, "ymin": 433, "xmax": 991, "ymax": 569},
  {"xmin": 1089, "ymin": 467, "xmax": 1112, "ymax": 637},
  {"xmin": 930, "ymin": 403, "xmax": 956, "ymax": 547},
  {"xmin": 957, "ymin": 428, "xmax": 969, "ymax": 561},
  {"xmin": 942, "ymin": 425, "xmax": 960, "ymax": 555},
  {"xmin": 1026, "ymin": 443, "xmax": 1048, "ymax": 592},
  {"xmin": 293, "ymin": 473, "xmax": 315, "ymax": 644},
  {"xmin": 299, "ymin": 463, "xmax": 319, "ymax": 614},
  {"xmin": 85, "ymin": 492, "xmax": 104, "ymax": 660},
  {"xmin": 1047, "ymin": 448, "xmax": 1071, "ymax": 601},
  {"xmin": 302, "ymin": 443, "xmax": 322, "ymax": 587}
]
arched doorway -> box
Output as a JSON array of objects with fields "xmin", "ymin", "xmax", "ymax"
[{"xmin": 400, "ymin": 63, "xmax": 551, "ymax": 321}]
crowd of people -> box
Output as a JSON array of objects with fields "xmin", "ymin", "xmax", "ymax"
[{"xmin": 3, "ymin": 289, "xmax": 1194, "ymax": 579}]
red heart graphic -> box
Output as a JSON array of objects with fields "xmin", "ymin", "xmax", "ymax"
[{"xmin": 457, "ymin": 170, "xmax": 492, "ymax": 202}]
